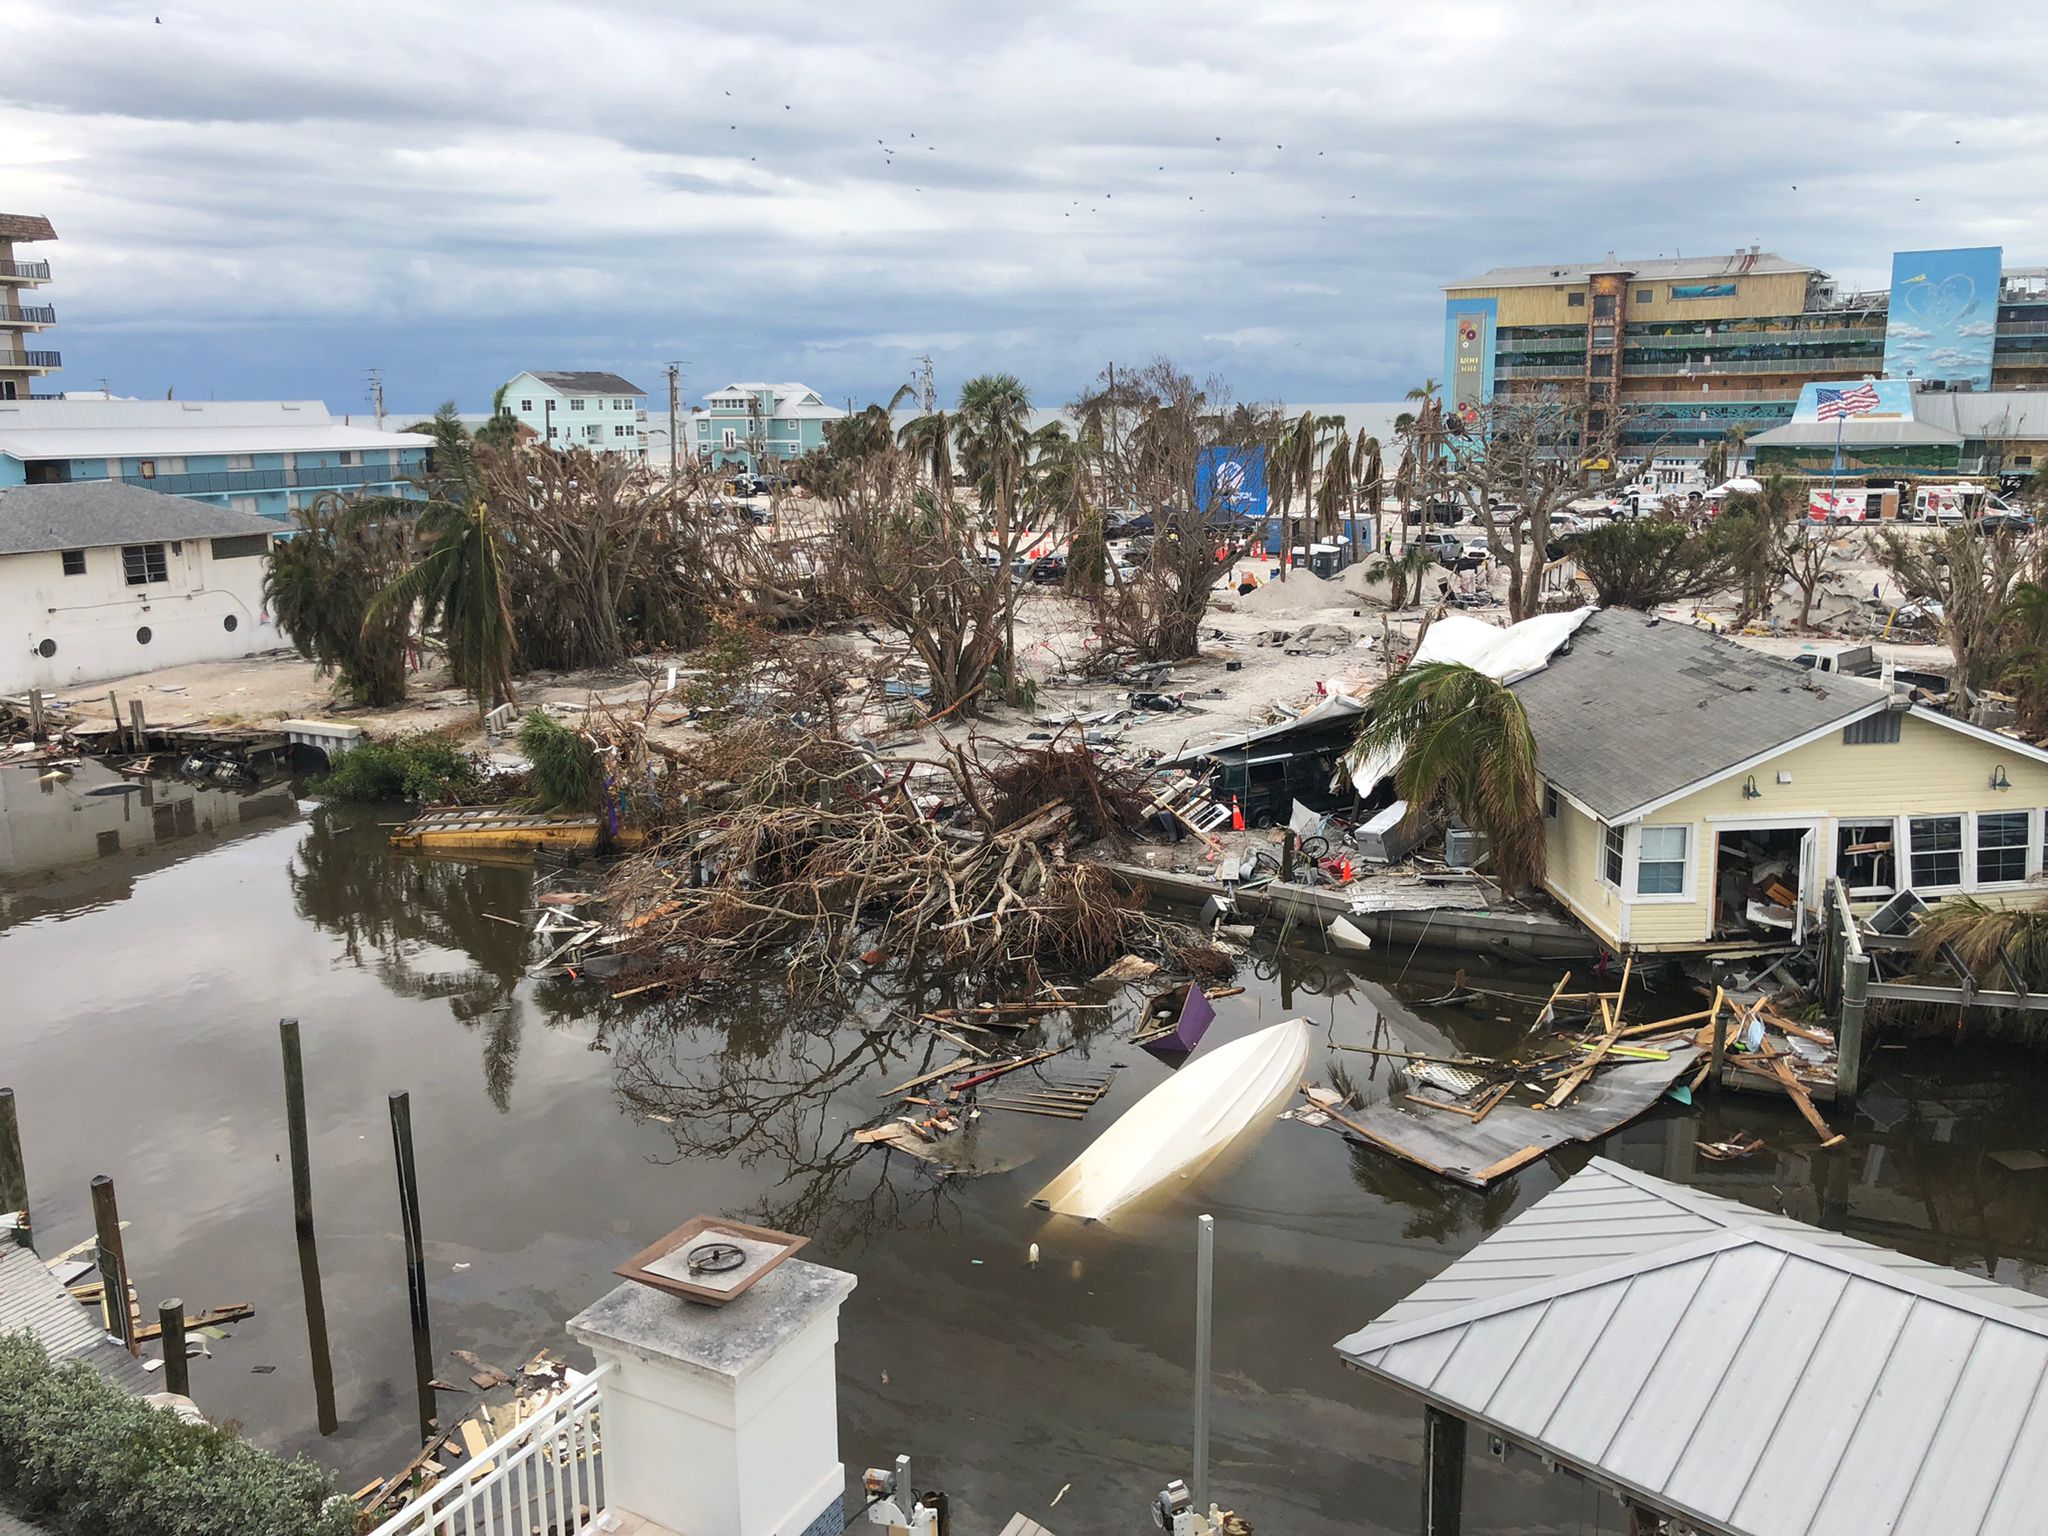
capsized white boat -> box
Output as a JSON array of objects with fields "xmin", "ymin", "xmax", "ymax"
[{"xmin": 1032, "ymin": 1018, "xmax": 1311, "ymax": 1220}]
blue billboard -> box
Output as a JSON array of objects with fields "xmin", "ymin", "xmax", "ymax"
[
  {"xmin": 1883, "ymin": 246, "xmax": 2002, "ymax": 390},
  {"xmin": 1196, "ymin": 444, "xmax": 1268, "ymax": 520},
  {"xmin": 1443, "ymin": 297, "xmax": 1497, "ymax": 424}
]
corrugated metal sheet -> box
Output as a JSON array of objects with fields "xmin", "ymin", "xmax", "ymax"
[
  {"xmin": 0, "ymin": 1241, "xmax": 155, "ymax": 1394},
  {"xmin": 1336, "ymin": 1159, "xmax": 2048, "ymax": 1536}
]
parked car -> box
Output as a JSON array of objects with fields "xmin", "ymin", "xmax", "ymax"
[
  {"xmin": 1026, "ymin": 554, "xmax": 1067, "ymax": 584},
  {"xmin": 1416, "ymin": 530, "xmax": 1486, "ymax": 571},
  {"xmin": 1975, "ymin": 510, "xmax": 2036, "ymax": 535}
]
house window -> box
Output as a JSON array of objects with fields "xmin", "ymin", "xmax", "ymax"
[
  {"xmin": 1589, "ymin": 381, "xmax": 1612, "ymax": 401},
  {"xmin": 520, "ymin": 399, "xmax": 533, "ymax": 412},
  {"xmin": 210, "ymin": 534, "xmax": 269, "ymax": 560},
  {"xmin": 1567, "ymin": 292, "xmax": 1586, "ymax": 308},
  {"xmin": 546, "ymin": 426, "xmax": 558, "ymax": 439},
  {"xmin": 1978, "ymin": 811, "xmax": 2030, "ymax": 885},
  {"xmin": 584, "ymin": 425, "xmax": 602, "ymax": 441},
  {"xmin": 1843, "ymin": 713, "xmax": 1902, "ymax": 745},
  {"xmin": 1908, "ymin": 815, "xmax": 1963, "ymax": 890},
  {"xmin": 121, "ymin": 543, "xmax": 168, "ymax": 586},
  {"xmin": 1836, "ymin": 820, "xmax": 1896, "ymax": 895},
  {"xmin": 1543, "ymin": 785, "xmax": 1558, "ymax": 820},
  {"xmin": 60, "ymin": 549, "xmax": 86, "ymax": 576},
  {"xmin": 722, "ymin": 428, "xmax": 738, "ymax": 449},
  {"xmin": 1636, "ymin": 826, "xmax": 1688, "ymax": 895},
  {"xmin": 614, "ymin": 424, "xmax": 630, "ymax": 437},
  {"xmin": 1637, "ymin": 288, "xmax": 1653, "ymax": 304},
  {"xmin": 1592, "ymin": 294, "xmax": 1616, "ymax": 318},
  {"xmin": 1591, "ymin": 325, "xmax": 1615, "ymax": 347},
  {"xmin": 614, "ymin": 397, "xmax": 630, "ymax": 409},
  {"xmin": 569, "ymin": 398, "xmax": 585, "ymax": 411},
  {"xmin": 1602, "ymin": 823, "xmax": 1624, "ymax": 886}
]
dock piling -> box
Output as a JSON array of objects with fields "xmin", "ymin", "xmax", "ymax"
[
  {"xmin": 26, "ymin": 689, "xmax": 44, "ymax": 740},
  {"xmin": 90, "ymin": 1175, "xmax": 137, "ymax": 1354},
  {"xmin": 388, "ymin": 1091, "xmax": 434, "ymax": 1443},
  {"xmin": 1192, "ymin": 1213, "xmax": 1213, "ymax": 1513},
  {"xmin": 1838, "ymin": 954, "xmax": 1869, "ymax": 1100},
  {"xmin": 0, "ymin": 1088, "xmax": 26, "ymax": 1238},
  {"xmin": 279, "ymin": 1020, "xmax": 314, "ymax": 1236},
  {"xmin": 128, "ymin": 699, "xmax": 146, "ymax": 753},
  {"xmin": 159, "ymin": 1299, "xmax": 189, "ymax": 1397}
]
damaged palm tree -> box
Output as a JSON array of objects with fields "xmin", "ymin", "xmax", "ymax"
[
  {"xmin": 598, "ymin": 724, "xmax": 1226, "ymax": 1002},
  {"xmin": 1344, "ymin": 661, "xmax": 1545, "ymax": 892}
]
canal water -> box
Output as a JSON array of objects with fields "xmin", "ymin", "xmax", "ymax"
[{"xmin": 6, "ymin": 760, "xmax": 2048, "ymax": 1535}]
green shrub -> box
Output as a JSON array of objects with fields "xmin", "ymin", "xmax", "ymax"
[
  {"xmin": 0, "ymin": 1333, "xmax": 354, "ymax": 1536},
  {"xmin": 309, "ymin": 734, "xmax": 479, "ymax": 804},
  {"xmin": 516, "ymin": 713, "xmax": 602, "ymax": 812}
]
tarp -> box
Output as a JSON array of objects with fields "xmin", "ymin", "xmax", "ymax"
[{"xmin": 1349, "ymin": 607, "xmax": 1595, "ymax": 792}]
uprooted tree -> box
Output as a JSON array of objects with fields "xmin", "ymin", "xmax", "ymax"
[
  {"xmin": 1571, "ymin": 518, "xmax": 1733, "ymax": 611},
  {"xmin": 1871, "ymin": 524, "xmax": 2031, "ymax": 696}
]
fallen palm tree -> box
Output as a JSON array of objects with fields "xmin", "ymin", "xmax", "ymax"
[{"xmin": 598, "ymin": 724, "xmax": 1228, "ymax": 1001}]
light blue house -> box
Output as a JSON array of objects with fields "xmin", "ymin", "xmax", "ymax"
[
  {"xmin": 695, "ymin": 383, "xmax": 844, "ymax": 472},
  {"xmin": 0, "ymin": 399, "xmax": 432, "ymax": 523}
]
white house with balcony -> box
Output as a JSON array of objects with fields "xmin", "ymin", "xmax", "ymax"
[
  {"xmin": 696, "ymin": 383, "xmax": 844, "ymax": 472},
  {"xmin": 0, "ymin": 481, "xmax": 280, "ymax": 694},
  {"xmin": 502, "ymin": 371, "xmax": 648, "ymax": 457}
]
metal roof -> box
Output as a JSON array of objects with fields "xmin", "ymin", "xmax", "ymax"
[
  {"xmin": 1337, "ymin": 1159, "xmax": 2048, "ymax": 1536},
  {"xmin": 1511, "ymin": 611, "xmax": 1883, "ymax": 823},
  {"xmin": 0, "ymin": 398, "xmax": 431, "ymax": 459},
  {"xmin": 1905, "ymin": 390, "xmax": 2048, "ymax": 442},
  {"xmin": 0, "ymin": 214, "xmax": 57, "ymax": 243},
  {"xmin": 1748, "ymin": 419, "xmax": 1963, "ymax": 448},
  {"xmin": 0, "ymin": 482, "xmax": 280, "ymax": 555},
  {"xmin": 0, "ymin": 1240, "xmax": 155, "ymax": 1394},
  {"xmin": 1448, "ymin": 251, "xmax": 1817, "ymax": 292},
  {"xmin": 527, "ymin": 371, "xmax": 646, "ymax": 397}
]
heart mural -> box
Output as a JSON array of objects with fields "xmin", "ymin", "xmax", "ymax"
[{"xmin": 1900, "ymin": 272, "xmax": 1977, "ymax": 329}]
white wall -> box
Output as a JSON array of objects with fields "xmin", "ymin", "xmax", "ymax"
[{"xmin": 1, "ymin": 536, "xmax": 279, "ymax": 694}]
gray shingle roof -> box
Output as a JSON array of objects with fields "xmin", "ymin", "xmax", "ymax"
[
  {"xmin": 1337, "ymin": 1159, "xmax": 2048, "ymax": 1536},
  {"xmin": 1512, "ymin": 610, "xmax": 1882, "ymax": 823},
  {"xmin": 530, "ymin": 371, "xmax": 646, "ymax": 397},
  {"xmin": 0, "ymin": 214, "xmax": 57, "ymax": 243},
  {"xmin": 0, "ymin": 482, "xmax": 278, "ymax": 557}
]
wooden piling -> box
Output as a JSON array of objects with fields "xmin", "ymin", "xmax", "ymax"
[
  {"xmin": 1281, "ymin": 829, "xmax": 1297, "ymax": 883},
  {"xmin": 1422, "ymin": 1406, "xmax": 1467, "ymax": 1536},
  {"xmin": 90, "ymin": 1175, "xmax": 137, "ymax": 1354},
  {"xmin": 1838, "ymin": 954, "xmax": 1869, "ymax": 1101},
  {"xmin": 0, "ymin": 1089, "xmax": 26, "ymax": 1235},
  {"xmin": 279, "ymin": 1020, "xmax": 314, "ymax": 1237},
  {"xmin": 389, "ymin": 1091, "xmax": 434, "ymax": 1444},
  {"xmin": 26, "ymin": 689, "xmax": 44, "ymax": 740},
  {"xmin": 128, "ymin": 699, "xmax": 146, "ymax": 753},
  {"xmin": 106, "ymin": 692, "xmax": 119, "ymax": 746},
  {"xmin": 159, "ymin": 1299, "xmax": 189, "ymax": 1397}
]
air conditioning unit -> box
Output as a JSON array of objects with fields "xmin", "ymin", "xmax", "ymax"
[{"xmin": 1444, "ymin": 823, "xmax": 1490, "ymax": 871}]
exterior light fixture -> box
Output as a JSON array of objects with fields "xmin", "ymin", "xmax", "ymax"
[
  {"xmin": 1991, "ymin": 764, "xmax": 2012, "ymax": 791},
  {"xmin": 1743, "ymin": 775, "xmax": 1761, "ymax": 800}
]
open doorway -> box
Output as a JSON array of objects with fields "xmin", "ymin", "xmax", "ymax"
[{"xmin": 1713, "ymin": 826, "xmax": 1812, "ymax": 938}]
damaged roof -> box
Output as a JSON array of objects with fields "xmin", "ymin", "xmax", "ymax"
[
  {"xmin": 1512, "ymin": 610, "xmax": 1883, "ymax": 823},
  {"xmin": 0, "ymin": 481, "xmax": 279, "ymax": 555},
  {"xmin": 1337, "ymin": 1159, "xmax": 2048, "ymax": 1536}
]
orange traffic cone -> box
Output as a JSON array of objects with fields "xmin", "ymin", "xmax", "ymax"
[{"xmin": 1231, "ymin": 797, "xmax": 1245, "ymax": 831}]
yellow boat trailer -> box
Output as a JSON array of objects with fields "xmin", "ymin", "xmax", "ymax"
[{"xmin": 387, "ymin": 807, "xmax": 642, "ymax": 856}]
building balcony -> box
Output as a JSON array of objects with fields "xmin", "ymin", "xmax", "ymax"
[
  {"xmin": 1492, "ymin": 333, "xmax": 1585, "ymax": 353},
  {"xmin": 1623, "ymin": 326, "xmax": 1886, "ymax": 349},
  {"xmin": 2, "ymin": 349, "xmax": 60, "ymax": 371},
  {"xmin": 1623, "ymin": 385, "xmax": 1801, "ymax": 404},
  {"xmin": 1494, "ymin": 362, "xmax": 1585, "ymax": 380},
  {"xmin": 0, "ymin": 305, "xmax": 54, "ymax": 328},
  {"xmin": 1620, "ymin": 356, "xmax": 1877, "ymax": 378},
  {"xmin": 0, "ymin": 260, "xmax": 51, "ymax": 282},
  {"xmin": 115, "ymin": 461, "xmax": 418, "ymax": 496}
]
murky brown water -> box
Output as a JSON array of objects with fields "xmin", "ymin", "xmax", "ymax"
[{"xmin": 5, "ymin": 760, "xmax": 2048, "ymax": 1535}]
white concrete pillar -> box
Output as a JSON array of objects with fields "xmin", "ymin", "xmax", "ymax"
[{"xmin": 569, "ymin": 1258, "xmax": 857, "ymax": 1536}]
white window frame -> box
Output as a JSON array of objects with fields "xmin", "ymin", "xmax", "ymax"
[
  {"xmin": 1543, "ymin": 785, "xmax": 1558, "ymax": 821},
  {"xmin": 721, "ymin": 428, "xmax": 738, "ymax": 449},
  {"xmin": 1633, "ymin": 824, "xmax": 1691, "ymax": 900},
  {"xmin": 569, "ymin": 398, "xmax": 585, "ymax": 411},
  {"xmin": 1974, "ymin": 808, "xmax": 2033, "ymax": 890},
  {"xmin": 1904, "ymin": 814, "xmax": 1966, "ymax": 893},
  {"xmin": 1600, "ymin": 823, "xmax": 1624, "ymax": 888},
  {"xmin": 1832, "ymin": 816, "xmax": 1899, "ymax": 899}
]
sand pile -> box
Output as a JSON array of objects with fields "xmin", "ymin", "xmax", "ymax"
[{"xmin": 1222, "ymin": 575, "xmax": 1360, "ymax": 618}]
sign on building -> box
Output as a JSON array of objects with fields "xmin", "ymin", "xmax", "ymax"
[
  {"xmin": 1882, "ymin": 246, "xmax": 2002, "ymax": 391},
  {"xmin": 1443, "ymin": 298, "xmax": 1497, "ymax": 422}
]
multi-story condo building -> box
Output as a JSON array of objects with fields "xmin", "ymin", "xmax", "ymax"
[
  {"xmin": 0, "ymin": 213, "xmax": 59, "ymax": 401},
  {"xmin": 1444, "ymin": 244, "xmax": 2048, "ymax": 467},
  {"xmin": 501, "ymin": 371, "xmax": 647, "ymax": 457},
  {"xmin": 0, "ymin": 399, "xmax": 432, "ymax": 522},
  {"xmin": 695, "ymin": 382, "xmax": 844, "ymax": 472}
]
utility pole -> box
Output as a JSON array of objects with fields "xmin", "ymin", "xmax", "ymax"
[
  {"xmin": 667, "ymin": 362, "xmax": 683, "ymax": 481},
  {"xmin": 914, "ymin": 353, "xmax": 937, "ymax": 413},
  {"xmin": 365, "ymin": 367, "xmax": 385, "ymax": 430}
]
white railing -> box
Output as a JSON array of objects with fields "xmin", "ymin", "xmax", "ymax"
[{"xmin": 370, "ymin": 1362, "xmax": 612, "ymax": 1536}]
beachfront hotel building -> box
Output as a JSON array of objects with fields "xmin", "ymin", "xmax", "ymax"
[
  {"xmin": 1443, "ymin": 245, "xmax": 2048, "ymax": 471},
  {"xmin": 0, "ymin": 398, "xmax": 433, "ymax": 523},
  {"xmin": 0, "ymin": 213, "xmax": 60, "ymax": 402}
]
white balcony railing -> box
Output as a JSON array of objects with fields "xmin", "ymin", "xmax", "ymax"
[{"xmin": 369, "ymin": 1362, "xmax": 611, "ymax": 1536}]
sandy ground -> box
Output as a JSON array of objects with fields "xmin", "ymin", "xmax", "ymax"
[{"xmin": 28, "ymin": 511, "xmax": 1966, "ymax": 771}]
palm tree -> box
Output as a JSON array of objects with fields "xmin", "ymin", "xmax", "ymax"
[
  {"xmin": 897, "ymin": 409, "xmax": 956, "ymax": 510},
  {"xmin": 1316, "ymin": 427, "xmax": 1353, "ymax": 543},
  {"xmin": 265, "ymin": 493, "xmax": 416, "ymax": 706},
  {"xmin": 369, "ymin": 497, "xmax": 519, "ymax": 719},
  {"xmin": 953, "ymin": 374, "xmax": 1034, "ymax": 696},
  {"xmin": 1344, "ymin": 661, "xmax": 1546, "ymax": 891},
  {"xmin": 1362, "ymin": 542, "xmax": 1438, "ymax": 610},
  {"xmin": 475, "ymin": 384, "xmax": 521, "ymax": 451},
  {"xmin": 1272, "ymin": 410, "xmax": 1318, "ymax": 580},
  {"xmin": 1353, "ymin": 434, "xmax": 1385, "ymax": 549}
]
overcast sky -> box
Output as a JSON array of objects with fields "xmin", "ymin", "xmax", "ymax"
[{"xmin": 6, "ymin": 1, "xmax": 2045, "ymax": 418}]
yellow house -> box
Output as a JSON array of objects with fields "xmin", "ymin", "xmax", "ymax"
[{"xmin": 1516, "ymin": 610, "xmax": 2048, "ymax": 952}]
